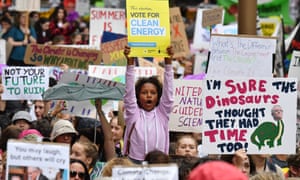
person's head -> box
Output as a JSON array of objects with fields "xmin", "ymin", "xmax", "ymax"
[
  {"xmin": 18, "ymin": 129, "xmax": 43, "ymax": 142},
  {"xmin": 220, "ymin": 154, "xmax": 252, "ymax": 177},
  {"xmin": 0, "ymin": 125, "xmax": 22, "ymax": 151},
  {"xmin": 51, "ymin": 6, "xmax": 67, "ymax": 21},
  {"xmin": 135, "ymin": 76, "xmax": 162, "ymax": 111},
  {"xmin": 110, "ymin": 114, "xmax": 125, "ymax": 144},
  {"xmin": 144, "ymin": 150, "xmax": 169, "ymax": 164},
  {"xmin": 34, "ymin": 100, "xmax": 46, "ymax": 120},
  {"xmin": 70, "ymin": 140, "xmax": 98, "ymax": 170},
  {"xmin": 271, "ymin": 105, "xmax": 283, "ymax": 121},
  {"xmin": 51, "ymin": 119, "xmax": 77, "ymax": 144},
  {"xmin": 12, "ymin": 111, "xmax": 34, "ymax": 131},
  {"xmin": 70, "ymin": 159, "xmax": 90, "ymax": 180},
  {"xmin": 101, "ymin": 157, "xmax": 134, "ymax": 177},
  {"xmin": 71, "ymin": 32, "xmax": 82, "ymax": 44},
  {"xmin": 52, "ymin": 35, "xmax": 65, "ymax": 45},
  {"xmin": 14, "ymin": 11, "xmax": 27, "ymax": 27},
  {"xmin": 0, "ymin": 16, "xmax": 12, "ymax": 31},
  {"xmin": 27, "ymin": 167, "xmax": 41, "ymax": 180},
  {"xmin": 287, "ymin": 154, "xmax": 300, "ymax": 177},
  {"xmin": 175, "ymin": 134, "xmax": 198, "ymax": 157},
  {"xmin": 34, "ymin": 17, "xmax": 50, "ymax": 32}
]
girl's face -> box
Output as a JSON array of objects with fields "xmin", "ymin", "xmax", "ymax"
[
  {"xmin": 57, "ymin": 9, "xmax": 65, "ymax": 20},
  {"xmin": 138, "ymin": 83, "xmax": 158, "ymax": 111},
  {"xmin": 70, "ymin": 143, "xmax": 91, "ymax": 169},
  {"xmin": 175, "ymin": 137, "xmax": 198, "ymax": 157},
  {"xmin": 70, "ymin": 162, "xmax": 86, "ymax": 180},
  {"xmin": 41, "ymin": 22, "xmax": 50, "ymax": 30},
  {"xmin": 20, "ymin": 13, "xmax": 27, "ymax": 25},
  {"xmin": 110, "ymin": 117, "xmax": 124, "ymax": 143}
]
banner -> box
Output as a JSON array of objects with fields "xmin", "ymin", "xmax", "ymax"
[
  {"xmin": 207, "ymin": 34, "xmax": 276, "ymax": 77},
  {"xmin": 126, "ymin": 0, "xmax": 170, "ymax": 57},
  {"xmin": 6, "ymin": 140, "xmax": 69, "ymax": 180},
  {"xmin": 170, "ymin": 7, "xmax": 190, "ymax": 58},
  {"xmin": 169, "ymin": 79, "xmax": 203, "ymax": 132},
  {"xmin": 15, "ymin": 0, "xmax": 40, "ymax": 11},
  {"xmin": 202, "ymin": 77, "xmax": 297, "ymax": 154},
  {"xmin": 1, "ymin": 66, "xmax": 49, "ymax": 100},
  {"xmin": 89, "ymin": 8, "xmax": 126, "ymax": 49},
  {"xmin": 24, "ymin": 44, "xmax": 102, "ymax": 70}
]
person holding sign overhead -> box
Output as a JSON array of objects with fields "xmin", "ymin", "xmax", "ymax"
[
  {"xmin": 7, "ymin": 11, "xmax": 37, "ymax": 66},
  {"xmin": 123, "ymin": 45, "xmax": 174, "ymax": 164}
]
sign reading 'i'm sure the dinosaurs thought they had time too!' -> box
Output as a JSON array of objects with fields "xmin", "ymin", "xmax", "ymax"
[{"xmin": 202, "ymin": 78, "xmax": 298, "ymax": 154}]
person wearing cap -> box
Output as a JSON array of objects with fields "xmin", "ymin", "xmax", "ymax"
[
  {"xmin": 51, "ymin": 119, "xmax": 77, "ymax": 145},
  {"xmin": 12, "ymin": 111, "xmax": 35, "ymax": 131}
]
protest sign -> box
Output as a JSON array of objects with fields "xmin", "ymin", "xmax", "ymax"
[
  {"xmin": 101, "ymin": 36, "xmax": 128, "ymax": 65},
  {"xmin": 207, "ymin": 34, "xmax": 276, "ymax": 77},
  {"xmin": 170, "ymin": 7, "xmax": 190, "ymax": 58},
  {"xmin": 126, "ymin": 0, "xmax": 170, "ymax": 57},
  {"xmin": 24, "ymin": 44, "xmax": 102, "ymax": 69},
  {"xmin": 259, "ymin": 17, "xmax": 281, "ymax": 37},
  {"xmin": 1, "ymin": 66, "xmax": 49, "ymax": 100},
  {"xmin": 169, "ymin": 79, "xmax": 203, "ymax": 132},
  {"xmin": 6, "ymin": 140, "xmax": 69, "ymax": 180},
  {"xmin": 0, "ymin": 40, "xmax": 5, "ymax": 64},
  {"xmin": 112, "ymin": 164, "xmax": 178, "ymax": 180},
  {"xmin": 288, "ymin": 50, "xmax": 300, "ymax": 145},
  {"xmin": 202, "ymin": 77, "xmax": 297, "ymax": 154},
  {"xmin": 15, "ymin": 0, "xmax": 40, "ymax": 11},
  {"xmin": 202, "ymin": 7, "xmax": 224, "ymax": 27},
  {"xmin": 89, "ymin": 8, "xmax": 126, "ymax": 49},
  {"xmin": 75, "ymin": 0, "xmax": 90, "ymax": 16}
]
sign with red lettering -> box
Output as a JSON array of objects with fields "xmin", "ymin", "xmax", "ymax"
[
  {"xmin": 169, "ymin": 79, "xmax": 204, "ymax": 132},
  {"xmin": 89, "ymin": 8, "xmax": 126, "ymax": 49},
  {"xmin": 101, "ymin": 36, "xmax": 128, "ymax": 65},
  {"xmin": 24, "ymin": 44, "xmax": 102, "ymax": 70},
  {"xmin": 170, "ymin": 7, "xmax": 190, "ymax": 58},
  {"xmin": 203, "ymin": 78, "xmax": 297, "ymax": 154}
]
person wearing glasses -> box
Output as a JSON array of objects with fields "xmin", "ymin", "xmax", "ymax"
[{"xmin": 70, "ymin": 159, "xmax": 90, "ymax": 180}]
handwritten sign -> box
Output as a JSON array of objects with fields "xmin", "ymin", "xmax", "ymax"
[
  {"xmin": 207, "ymin": 34, "xmax": 276, "ymax": 77},
  {"xmin": 169, "ymin": 79, "xmax": 204, "ymax": 132},
  {"xmin": 75, "ymin": 0, "xmax": 90, "ymax": 16},
  {"xmin": 6, "ymin": 140, "xmax": 69, "ymax": 180},
  {"xmin": 15, "ymin": 0, "xmax": 40, "ymax": 11},
  {"xmin": 202, "ymin": 7, "xmax": 224, "ymax": 27},
  {"xmin": 126, "ymin": 0, "xmax": 170, "ymax": 57},
  {"xmin": 203, "ymin": 78, "xmax": 297, "ymax": 154},
  {"xmin": 89, "ymin": 8, "xmax": 126, "ymax": 49},
  {"xmin": 170, "ymin": 7, "xmax": 190, "ymax": 58},
  {"xmin": 112, "ymin": 164, "xmax": 178, "ymax": 180},
  {"xmin": 24, "ymin": 44, "xmax": 102, "ymax": 70},
  {"xmin": 101, "ymin": 37, "xmax": 128, "ymax": 65},
  {"xmin": 2, "ymin": 66, "xmax": 49, "ymax": 100}
]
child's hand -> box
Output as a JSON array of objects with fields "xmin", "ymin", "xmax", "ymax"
[
  {"xmin": 165, "ymin": 46, "xmax": 174, "ymax": 65},
  {"xmin": 124, "ymin": 45, "xmax": 134, "ymax": 65}
]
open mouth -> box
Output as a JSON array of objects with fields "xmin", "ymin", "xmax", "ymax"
[{"xmin": 146, "ymin": 100, "xmax": 152, "ymax": 104}]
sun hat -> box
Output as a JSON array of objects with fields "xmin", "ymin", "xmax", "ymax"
[
  {"xmin": 12, "ymin": 111, "xmax": 34, "ymax": 124},
  {"xmin": 18, "ymin": 129, "xmax": 43, "ymax": 142},
  {"xmin": 51, "ymin": 119, "xmax": 77, "ymax": 141}
]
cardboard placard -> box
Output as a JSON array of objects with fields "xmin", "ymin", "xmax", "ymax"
[
  {"xmin": 15, "ymin": 0, "xmax": 40, "ymax": 11},
  {"xmin": 24, "ymin": 44, "xmax": 102, "ymax": 70},
  {"xmin": 202, "ymin": 7, "xmax": 224, "ymax": 27},
  {"xmin": 101, "ymin": 37, "xmax": 128, "ymax": 65}
]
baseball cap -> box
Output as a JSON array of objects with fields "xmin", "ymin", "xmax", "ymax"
[{"xmin": 12, "ymin": 111, "xmax": 34, "ymax": 124}]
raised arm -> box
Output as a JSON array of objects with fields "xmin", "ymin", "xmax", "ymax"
[
  {"xmin": 95, "ymin": 99, "xmax": 115, "ymax": 161},
  {"xmin": 164, "ymin": 46, "xmax": 174, "ymax": 65},
  {"xmin": 124, "ymin": 45, "xmax": 135, "ymax": 66}
]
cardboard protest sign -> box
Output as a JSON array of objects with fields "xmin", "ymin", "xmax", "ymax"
[
  {"xmin": 202, "ymin": 78, "xmax": 297, "ymax": 154},
  {"xmin": 170, "ymin": 7, "xmax": 190, "ymax": 58},
  {"xmin": 6, "ymin": 140, "xmax": 69, "ymax": 180},
  {"xmin": 89, "ymin": 8, "xmax": 126, "ymax": 49},
  {"xmin": 101, "ymin": 36, "xmax": 128, "ymax": 65},
  {"xmin": 138, "ymin": 58, "xmax": 164, "ymax": 80},
  {"xmin": 1, "ymin": 66, "xmax": 49, "ymax": 100},
  {"xmin": 24, "ymin": 44, "xmax": 102, "ymax": 69},
  {"xmin": 112, "ymin": 164, "xmax": 178, "ymax": 180},
  {"xmin": 169, "ymin": 79, "xmax": 203, "ymax": 132},
  {"xmin": 15, "ymin": 0, "xmax": 40, "ymax": 11},
  {"xmin": 207, "ymin": 34, "xmax": 276, "ymax": 77},
  {"xmin": 126, "ymin": 0, "xmax": 170, "ymax": 57},
  {"xmin": 0, "ymin": 40, "xmax": 6, "ymax": 64},
  {"xmin": 202, "ymin": 7, "xmax": 224, "ymax": 27}
]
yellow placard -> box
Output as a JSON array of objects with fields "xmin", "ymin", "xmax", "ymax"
[{"xmin": 126, "ymin": 0, "xmax": 170, "ymax": 57}]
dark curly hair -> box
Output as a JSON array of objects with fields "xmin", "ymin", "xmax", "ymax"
[{"xmin": 135, "ymin": 76, "xmax": 162, "ymax": 108}]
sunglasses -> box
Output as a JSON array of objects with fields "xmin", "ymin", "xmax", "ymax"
[{"xmin": 70, "ymin": 171, "xmax": 86, "ymax": 179}]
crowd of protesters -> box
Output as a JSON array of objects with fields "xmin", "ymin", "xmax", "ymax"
[{"xmin": 0, "ymin": 0, "xmax": 300, "ymax": 180}]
